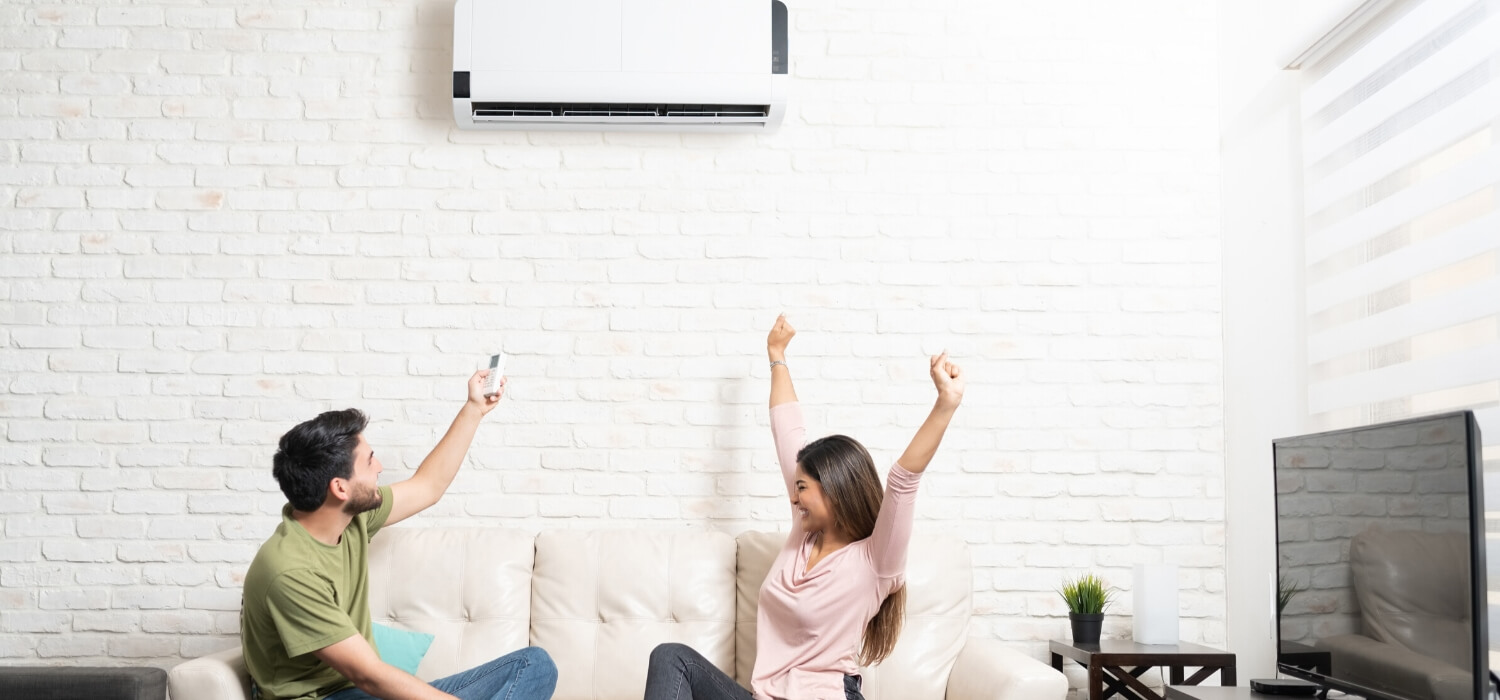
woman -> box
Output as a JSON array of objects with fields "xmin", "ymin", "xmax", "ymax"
[{"xmin": 644, "ymin": 314, "xmax": 965, "ymax": 700}]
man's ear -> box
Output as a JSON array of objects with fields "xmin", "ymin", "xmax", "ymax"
[{"xmin": 327, "ymin": 477, "xmax": 350, "ymax": 504}]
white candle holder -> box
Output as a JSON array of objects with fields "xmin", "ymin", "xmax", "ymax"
[{"xmin": 1132, "ymin": 563, "xmax": 1179, "ymax": 644}]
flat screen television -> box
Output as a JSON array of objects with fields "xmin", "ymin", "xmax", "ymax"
[{"xmin": 1274, "ymin": 410, "xmax": 1488, "ymax": 700}]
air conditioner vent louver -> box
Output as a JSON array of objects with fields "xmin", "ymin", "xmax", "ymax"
[{"xmin": 473, "ymin": 102, "xmax": 770, "ymax": 121}]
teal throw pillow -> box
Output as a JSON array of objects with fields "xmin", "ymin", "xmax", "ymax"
[{"xmin": 372, "ymin": 622, "xmax": 434, "ymax": 675}]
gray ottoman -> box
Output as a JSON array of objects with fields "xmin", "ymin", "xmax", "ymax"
[{"xmin": 0, "ymin": 666, "xmax": 168, "ymax": 700}]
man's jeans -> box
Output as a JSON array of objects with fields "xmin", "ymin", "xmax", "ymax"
[{"xmin": 325, "ymin": 646, "xmax": 556, "ymax": 700}]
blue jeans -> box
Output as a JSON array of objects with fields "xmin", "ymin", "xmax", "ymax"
[
  {"xmin": 644, "ymin": 643, "xmax": 864, "ymax": 700},
  {"xmin": 324, "ymin": 647, "xmax": 556, "ymax": 700}
]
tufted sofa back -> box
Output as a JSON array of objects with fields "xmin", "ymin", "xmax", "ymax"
[
  {"xmin": 365, "ymin": 528, "xmax": 971, "ymax": 700},
  {"xmin": 531, "ymin": 530, "xmax": 738, "ymax": 700},
  {"xmin": 366, "ymin": 528, "xmax": 535, "ymax": 679}
]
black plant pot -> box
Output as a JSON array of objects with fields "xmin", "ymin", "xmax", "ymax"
[{"xmin": 1069, "ymin": 612, "xmax": 1104, "ymax": 645}]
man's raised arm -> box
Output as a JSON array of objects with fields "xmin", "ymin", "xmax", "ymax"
[{"xmin": 387, "ymin": 370, "xmax": 503, "ymax": 526}]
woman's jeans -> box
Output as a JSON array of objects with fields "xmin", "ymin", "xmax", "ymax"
[
  {"xmin": 324, "ymin": 646, "xmax": 557, "ymax": 700},
  {"xmin": 643, "ymin": 643, "xmax": 863, "ymax": 700}
]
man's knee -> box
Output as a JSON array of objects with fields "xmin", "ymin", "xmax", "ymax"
[{"xmin": 518, "ymin": 646, "xmax": 557, "ymax": 682}]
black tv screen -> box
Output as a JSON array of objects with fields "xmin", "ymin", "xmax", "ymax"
[{"xmin": 1274, "ymin": 410, "xmax": 1487, "ymax": 700}]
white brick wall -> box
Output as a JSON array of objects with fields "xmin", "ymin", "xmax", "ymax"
[{"xmin": 0, "ymin": 0, "xmax": 1223, "ymax": 678}]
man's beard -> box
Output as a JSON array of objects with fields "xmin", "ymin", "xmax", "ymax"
[{"xmin": 342, "ymin": 482, "xmax": 383, "ymax": 515}]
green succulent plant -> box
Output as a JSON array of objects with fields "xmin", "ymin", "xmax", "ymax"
[{"xmin": 1058, "ymin": 573, "xmax": 1115, "ymax": 615}]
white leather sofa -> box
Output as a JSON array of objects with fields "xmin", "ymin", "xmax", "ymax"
[
  {"xmin": 1315, "ymin": 529, "xmax": 1474, "ymax": 700},
  {"xmin": 168, "ymin": 529, "xmax": 1066, "ymax": 700}
]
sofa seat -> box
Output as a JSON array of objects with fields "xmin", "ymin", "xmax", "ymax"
[
  {"xmin": 168, "ymin": 528, "xmax": 1065, "ymax": 700},
  {"xmin": 1314, "ymin": 529, "xmax": 1474, "ymax": 700}
]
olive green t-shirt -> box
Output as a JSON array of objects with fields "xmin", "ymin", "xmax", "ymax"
[{"xmin": 241, "ymin": 485, "xmax": 395, "ymax": 700}]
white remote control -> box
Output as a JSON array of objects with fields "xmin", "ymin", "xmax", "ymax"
[{"xmin": 482, "ymin": 353, "xmax": 506, "ymax": 398}]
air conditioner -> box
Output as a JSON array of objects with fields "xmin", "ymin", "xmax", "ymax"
[{"xmin": 453, "ymin": 0, "xmax": 788, "ymax": 132}]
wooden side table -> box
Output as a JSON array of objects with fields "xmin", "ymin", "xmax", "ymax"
[
  {"xmin": 1050, "ymin": 639, "xmax": 1237, "ymax": 700},
  {"xmin": 1165, "ymin": 687, "xmax": 1271, "ymax": 700}
]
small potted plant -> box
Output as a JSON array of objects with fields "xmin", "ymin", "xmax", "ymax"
[
  {"xmin": 1277, "ymin": 574, "xmax": 1304, "ymax": 615},
  {"xmin": 1059, "ymin": 573, "xmax": 1115, "ymax": 645}
]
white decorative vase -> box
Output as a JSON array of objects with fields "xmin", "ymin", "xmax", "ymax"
[{"xmin": 1132, "ymin": 563, "xmax": 1179, "ymax": 644}]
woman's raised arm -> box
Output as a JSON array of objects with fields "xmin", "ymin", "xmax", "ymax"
[
  {"xmin": 895, "ymin": 351, "xmax": 965, "ymax": 475},
  {"xmin": 766, "ymin": 314, "xmax": 806, "ymax": 527},
  {"xmin": 767, "ymin": 313, "xmax": 798, "ymax": 408}
]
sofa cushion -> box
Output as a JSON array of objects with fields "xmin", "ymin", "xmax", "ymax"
[
  {"xmin": 734, "ymin": 531, "xmax": 971, "ymax": 700},
  {"xmin": 372, "ymin": 622, "xmax": 435, "ymax": 675},
  {"xmin": 1349, "ymin": 528, "xmax": 1470, "ymax": 669},
  {"xmin": 367, "ymin": 528, "xmax": 535, "ymax": 680},
  {"xmin": 532, "ymin": 530, "xmax": 738, "ymax": 700},
  {"xmin": 734, "ymin": 531, "xmax": 784, "ymax": 687}
]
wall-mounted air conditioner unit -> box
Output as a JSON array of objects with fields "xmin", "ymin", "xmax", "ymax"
[{"xmin": 453, "ymin": 0, "xmax": 788, "ymax": 132}]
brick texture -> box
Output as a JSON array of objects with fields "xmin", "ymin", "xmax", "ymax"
[{"xmin": 0, "ymin": 0, "xmax": 1223, "ymax": 679}]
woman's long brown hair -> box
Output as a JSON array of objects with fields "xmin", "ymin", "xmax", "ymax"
[{"xmin": 796, "ymin": 434, "xmax": 906, "ymax": 666}]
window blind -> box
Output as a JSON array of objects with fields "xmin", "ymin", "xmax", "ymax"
[
  {"xmin": 1297, "ymin": 0, "xmax": 1500, "ymax": 660},
  {"xmin": 1300, "ymin": 0, "xmax": 1498, "ymax": 449}
]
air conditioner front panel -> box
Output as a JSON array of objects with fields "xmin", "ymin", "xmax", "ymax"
[
  {"xmin": 452, "ymin": 0, "xmax": 786, "ymax": 131},
  {"xmin": 468, "ymin": 0, "xmax": 766, "ymax": 75},
  {"xmin": 619, "ymin": 1, "xmax": 765, "ymax": 74},
  {"xmin": 471, "ymin": 0, "xmax": 623, "ymax": 72},
  {"xmin": 466, "ymin": 71, "xmax": 773, "ymax": 105}
]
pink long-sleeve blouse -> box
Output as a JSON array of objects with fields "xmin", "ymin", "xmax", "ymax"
[{"xmin": 750, "ymin": 402, "xmax": 921, "ymax": 700}]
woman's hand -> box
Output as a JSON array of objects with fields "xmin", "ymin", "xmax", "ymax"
[
  {"xmin": 897, "ymin": 351, "xmax": 964, "ymax": 474},
  {"xmin": 767, "ymin": 314, "xmax": 798, "ymax": 407},
  {"xmin": 930, "ymin": 351, "xmax": 964, "ymax": 411},
  {"xmin": 767, "ymin": 313, "xmax": 796, "ymax": 361}
]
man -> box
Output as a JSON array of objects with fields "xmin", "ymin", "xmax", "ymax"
[{"xmin": 241, "ymin": 370, "xmax": 556, "ymax": 700}]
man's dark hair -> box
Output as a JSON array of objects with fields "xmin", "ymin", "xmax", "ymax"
[{"xmin": 272, "ymin": 408, "xmax": 369, "ymax": 512}]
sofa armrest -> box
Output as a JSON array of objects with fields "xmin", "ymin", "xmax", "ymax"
[
  {"xmin": 168, "ymin": 646, "xmax": 252, "ymax": 700},
  {"xmin": 946, "ymin": 637, "xmax": 1068, "ymax": 700}
]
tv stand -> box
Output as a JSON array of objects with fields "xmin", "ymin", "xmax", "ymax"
[
  {"xmin": 1166, "ymin": 688, "xmax": 1272, "ymax": 700},
  {"xmin": 1167, "ymin": 687, "xmax": 1354, "ymax": 700},
  {"xmin": 1249, "ymin": 678, "xmax": 1319, "ymax": 696}
]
